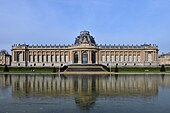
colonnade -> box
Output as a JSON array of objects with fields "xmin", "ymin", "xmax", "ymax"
[{"xmin": 12, "ymin": 48, "xmax": 158, "ymax": 66}]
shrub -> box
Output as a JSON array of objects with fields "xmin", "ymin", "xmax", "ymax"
[
  {"xmin": 115, "ymin": 64, "xmax": 118, "ymax": 72},
  {"xmin": 3, "ymin": 65, "xmax": 9, "ymax": 72},
  {"xmin": 160, "ymin": 65, "xmax": 166, "ymax": 72},
  {"xmin": 53, "ymin": 66, "xmax": 56, "ymax": 73}
]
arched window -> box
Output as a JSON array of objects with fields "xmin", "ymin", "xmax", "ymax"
[
  {"xmin": 82, "ymin": 52, "xmax": 88, "ymax": 64},
  {"xmin": 74, "ymin": 52, "xmax": 78, "ymax": 63},
  {"xmin": 92, "ymin": 51, "xmax": 96, "ymax": 63}
]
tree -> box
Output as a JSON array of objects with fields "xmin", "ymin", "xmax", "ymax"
[
  {"xmin": 115, "ymin": 64, "xmax": 118, "ymax": 72},
  {"xmin": 53, "ymin": 66, "xmax": 56, "ymax": 73},
  {"xmin": 160, "ymin": 65, "xmax": 166, "ymax": 72},
  {"xmin": 4, "ymin": 65, "xmax": 9, "ymax": 72}
]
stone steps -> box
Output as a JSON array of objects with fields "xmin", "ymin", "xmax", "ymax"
[{"xmin": 65, "ymin": 64, "xmax": 108, "ymax": 72}]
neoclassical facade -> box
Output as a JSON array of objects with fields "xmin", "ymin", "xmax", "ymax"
[
  {"xmin": 11, "ymin": 31, "xmax": 158, "ymax": 66},
  {"xmin": 0, "ymin": 49, "xmax": 11, "ymax": 66},
  {"xmin": 158, "ymin": 53, "xmax": 170, "ymax": 65}
]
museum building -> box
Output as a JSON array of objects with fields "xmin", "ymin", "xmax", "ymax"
[{"xmin": 11, "ymin": 31, "xmax": 158, "ymax": 66}]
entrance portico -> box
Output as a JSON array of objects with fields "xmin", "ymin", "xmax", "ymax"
[{"xmin": 73, "ymin": 49, "xmax": 98, "ymax": 64}]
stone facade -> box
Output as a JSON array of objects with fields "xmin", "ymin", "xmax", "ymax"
[
  {"xmin": 11, "ymin": 31, "xmax": 159, "ymax": 66},
  {"xmin": 158, "ymin": 53, "xmax": 170, "ymax": 65},
  {"xmin": 0, "ymin": 49, "xmax": 11, "ymax": 66}
]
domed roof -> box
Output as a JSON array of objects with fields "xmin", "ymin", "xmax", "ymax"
[
  {"xmin": 0, "ymin": 49, "xmax": 8, "ymax": 55},
  {"xmin": 74, "ymin": 31, "xmax": 96, "ymax": 46}
]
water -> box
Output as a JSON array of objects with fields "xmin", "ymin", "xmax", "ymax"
[{"xmin": 0, "ymin": 74, "xmax": 170, "ymax": 113}]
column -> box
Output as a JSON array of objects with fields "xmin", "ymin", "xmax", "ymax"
[
  {"xmin": 123, "ymin": 51, "xmax": 125, "ymax": 62},
  {"xmin": 141, "ymin": 51, "xmax": 144, "ymax": 62},
  {"xmin": 70, "ymin": 51, "xmax": 72, "ymax": 64},
  {"xmin": 88, "ymin": 50, "xmax": 90, "ymax": 63},
  {"xmin": 127, "ymin": 51, "xmax": 129, "ymax": 62},
  {"xmin": 154, "ymin": 51, "xmax": 156, "ymax": 61},
  {"xmin": 151, "ymin": 51, "xmax": 153, "ymax": 62},
  {"xmin": 13, "ymin": 51, "xmax": 16, "ymax": 61},
  {"xmin": 39, "ymin": 52, "xmax": 41, "ymax": 62},
  {"xmin": 59, "ymin": 51, "xmax": 61, "ymax": 63},
  {"xmin": 49, "ymin": 51, "xmax": 52, "ymax": 62},
  {"xmin": 105, "ymin": 51, "xmax": 106, "ymax": 62},
  {"xmin": 78, "ymin": 50, "xmax": 81, "ymax": 64},
  {"xmin": 35, "ymin": 52, "xmax": 37, "ymax": 62},
  {"xmin": 45, "ymin": 52, "xmax": 47, "ymax": 62},
  {"xmin": 132, "ymin": 51, "xmax": 134, "ymax": 62},
  {"xmin": 156, "ymin": 51, "xmax": 158, "ymax": 61},
  {"xmin": 145, "ymin": 51, "xmax": 148, "ymax": 62},
  {"xmin": 109, "ymin": 51, "xmax": 111, "ymax": 62},
  {"xmin": 22, "ymin": 51, "xmax": 25, "ymax": 62},
  {"xmin": 30, "ymin": 51, "xmax": 32, "ymax": 62},
  {"xmin": 136, "ymin": 51, "xmax": 137, "ymax": 62},
  {"xmin": 41, "ymin": 51, "xmax": 43, "ymax": 62},
  {"xmin": 89, "ymin": 50, "xmax": 92, "ymax": 63},
  {"xmin": 96, "ymin": 51, "xmax": 98, "ymax": 64},
  {"xmin": 114, "ymin": 51, "xmax": 115, "ymax": 62},
  {"xmin": 118, "ymin": 51, "xmax": 120, "ymax": 62}
]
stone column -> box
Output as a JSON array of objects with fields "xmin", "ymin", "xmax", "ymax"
[
  {"xmin": 96, "ymin": 51, "xmax": 98, "ymax": 64},
  {"xmin": 135, "ymin": 51, "xmax": 137, "ymax": 62},
  {"xmin": 42, "ymin": 52, "xmax": 44, "ymax": 63},
  {"xmin": 123, "ymin": 51, "xmax": 125, "ymax": 62},
  {"xmin": 39, "ymin": 52, "xmax": 41, "ymax": 62},
  {"xmin": 89, "ymin": 50, "xmax": 92, "ymax": 63},
  {"xmin": 88, "ymin": 50, "xmax": 90, "ymax": 63},
  {"xmin": 59, "ymin": 51, "xmax": 61, "ymax": 63},
  {"xmin": 118, "ymin": 51, "xmax": 120, "ymax": 62},
  {"xmin": 146, "ymin": 51, "xmax": 148, "ymax": 62},
  {"xmin": 132, "ymin": 51, "xmax": 134, "ymax": 62},
  {"xmin": 114, "ymin": 51, "xmax": 116, "ymax": 62},
  {"xmin": 35, "ymin": 52, "xmax": 37, "ymax": 62},
  {"xmin": 50, "ymin": 51, "xmax": 52, "ymax": 62},
  {"xmin": 13, "ymin": 51, "xmax": 15, "ymax": 61},
  {"xmin": 78, "ymin": 50, "xmax": 81, "ymax": 64},
  {"xmin": 45, "ymin": 52, "xmax": 47, "ymax": 62},
  {"xmin": 69, "ymin": 51, "xmax": 72, "ymax": 64},
  {"xmin": 154, "ymin": 51, "xmax": 157, "ymax": 61},
  {"xmin": 105, "ymin": 51, "xmax": 106, "ymax": 62},
  {"xmin": 109, "ymin": 51, "xmax": 111, "ymax": 63},
  {"xmin": 156, "ymin": 51, "xmax": 158, "ymax": 61}
]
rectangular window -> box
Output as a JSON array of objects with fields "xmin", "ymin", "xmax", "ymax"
[
  {"xmin": 134, "ymin": 55, "xmax": 137, "ymax": 62},
  {"xmin": 106, "ymin": 55, "xmax": 109, "ymax": 62},
  {"xmin": 137, "ymin": 55, "xmax": 140, "ymax": 62},
  {"xmin": 37, "ymin": 55, "xmax": 39, "ymax": 62},
  {"xmin": 111, "ymin": 55, "xmax": 114, "ymax": 62},
  {"xmin": 115, "ymin": 55, "xmax": 118, "ymax": 62},
  {"xmin": 129, "ymin": 55, "xmax": 132, "ymax": 62},
  {"xmin": 57, "ymin": 55, "xmax": 60, "ymax": 62},
  {"xmin": 66, "ymin": 55, "xmax": 68, "ymax": 62}
]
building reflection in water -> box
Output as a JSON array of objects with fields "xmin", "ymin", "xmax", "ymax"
[{"xmin": 1, "ymin": 74, "xmax": 170, "ymax": 109}]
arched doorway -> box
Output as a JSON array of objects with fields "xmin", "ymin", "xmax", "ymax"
[
  {"xmin": 82, "ymin": 52, "xmax": 88, "ymax": 64},
  {"xmin": 92, "ymin": 51, "xmax": 96, "ymax": 64},
  {"xmin": 74, "ymin": 52, "xmax": 78, "ymax": 63}
]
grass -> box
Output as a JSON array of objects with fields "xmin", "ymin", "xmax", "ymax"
[
  {"xmin": 0, "ymin": 66, "xmax": 60, "ymax": 73},
  {"xmin": 109, "ymin": 66, "xmax": 170, "ymax": 73},
  {"xmin": 0, "ymin": 66, "xmax": 170, "ymax": 73}
]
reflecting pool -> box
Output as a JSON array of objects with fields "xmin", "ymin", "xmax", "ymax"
[{"xmin": 0, "ymin": 74, "xmax": 170, "ymax": 113}]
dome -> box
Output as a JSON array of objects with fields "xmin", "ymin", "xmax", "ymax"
[
  {"xmin": 0, "ymin": 49, "xmax": 7, "ymax": 55},
  {"xmin": 74, "ymin": 31, "xmax": 96, "ymax": 46}
]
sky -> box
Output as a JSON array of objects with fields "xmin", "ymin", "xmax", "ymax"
[{"xmin": 0, "ymin": 0, "xmax": 170, "ymax": 54}]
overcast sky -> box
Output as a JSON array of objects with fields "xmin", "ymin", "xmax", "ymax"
[{"xmin": 0, "ymin": 0, "xmax": 170, "ymax": 54}]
